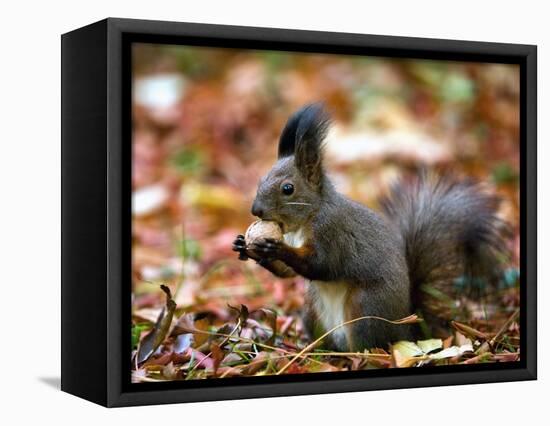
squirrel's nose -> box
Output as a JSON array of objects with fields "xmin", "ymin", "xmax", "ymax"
[{"xmin": 251, "ymin": 201, "xmax": 264, "ymax": 219}]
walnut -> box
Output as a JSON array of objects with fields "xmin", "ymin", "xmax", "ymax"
[{"xmin": 245, "ymin": 220, "xmax": 283, "ymax": 256}]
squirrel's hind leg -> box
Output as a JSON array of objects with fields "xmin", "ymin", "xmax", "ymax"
[
  {"xmin": 302, "ymin": 285, "xmax": 318, "ymax": 342},
  {"xmin": 344, "ymin": 287, "xmax": 414, "ymax": 351}
]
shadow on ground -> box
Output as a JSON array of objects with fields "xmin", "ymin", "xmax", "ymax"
[{"xmin": 38, "ymin": 377, "xmax": 61, "ymax": 390}]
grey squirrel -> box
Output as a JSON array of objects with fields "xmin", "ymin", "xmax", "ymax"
[{"xmin": 233, "ymin": 103, "xmax": 508, "ymax": 351}]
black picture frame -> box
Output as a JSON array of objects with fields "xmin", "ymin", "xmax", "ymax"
[{"xmin": 61, "ymin": 17, "xmax": 537, "ymax": 407}]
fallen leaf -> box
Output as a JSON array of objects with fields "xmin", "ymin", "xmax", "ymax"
[
  {"xmin": 255, "ymin": 308, "xmax": 278, "ymax": 345},
  {"xmin": 163, "ymin": 362, "xmax": 178, "ymax": 380},
  {"xmin": 173, "ymin": 333, "xmax": 192, "ymax": 354},
  {"xmin": 242, "ymin": 352, "xmax": 271, "ymax": 375},
  {"xmin": 392, "ymin": 341, "xmax": 425, "ymax": 368},
  {"xmin": 452, "ymin": 321, "xmax": 488, "ymax": 340},
  {"xmin": 417, "ymin": 339, "xmax": 443, "ymax": 354},
  {"xmin": 429, "ymin": 344, "xmax": 473, "ymax": 360},
  {"xmin": 136, "ymin": 285, "xmax": 176, "ymax": 364},
  {"xmin": 211, "ymin": 343, "xmax": 225, "ymax": 374}
]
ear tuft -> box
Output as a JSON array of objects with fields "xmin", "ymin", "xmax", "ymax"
[
  {"xmin": 277, "ymin": 103, "xmax": 331, "ymax": 160},
  {"xmin": 278, "ymin": 108, "xmax": 303, "ymax": 159}
]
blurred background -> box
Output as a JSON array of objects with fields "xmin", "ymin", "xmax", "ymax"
[{"xmin": 131, "ymin": 43, "xmax": 520, "ymax": 376}]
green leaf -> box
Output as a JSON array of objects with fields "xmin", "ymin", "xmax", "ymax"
[
  {"xmin": 177, "ymin": 239, "xmax": 202, "ymax": 261},
  {"xmin": 440, "ymin": 73, "xmax": 475, "ymax": 103},
  {"xmin": 417, "ymin": 339, "xmax": 443, "ymax": 354},
  {"xmin": 392, "ymin": 341, "xmax": 425, "ymax": 368},
  {"xmin": 492, "ymin": 162, "xmax": 518, "ymax": 184},
  {"xmin": 170, "ymin": 148, "xmax": 204, "ymax": 175},
  {"xmin": 393, "ymin": 341, "xmax": 424, "ymax": 358},
  {"xmin": 131, "ymin": 323, "xmax": 150, "ymax": 350}
]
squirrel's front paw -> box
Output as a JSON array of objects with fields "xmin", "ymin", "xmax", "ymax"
[
  {"xmin": 232, "ymin": 234, "xmax": 249, "ymax": 261},
  {"xmin": 251, "ymin": 238, "xmax": 283, "ymax": 260}
]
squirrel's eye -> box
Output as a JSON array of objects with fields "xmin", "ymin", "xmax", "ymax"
[{"xmin": 282, "ymin": 183, "xmax": 294, "ymax": 195}]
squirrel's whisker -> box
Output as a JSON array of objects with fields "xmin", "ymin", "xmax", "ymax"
[{"xmin": 285, "ymin": 202, "xmax": 312, "ymax": 206}]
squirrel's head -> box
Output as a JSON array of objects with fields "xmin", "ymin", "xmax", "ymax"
[{"xmin": 251, "ymin": 103, "xmax": 331, "ymax": 233}]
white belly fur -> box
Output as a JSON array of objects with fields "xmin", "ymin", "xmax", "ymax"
[
  {"xmin": 310, "ymin": 281, "xmax": 349, "ymax": 346},
  {"xmin": 283, "ymin": 228, "xmax": 348, "ymax": 346}
]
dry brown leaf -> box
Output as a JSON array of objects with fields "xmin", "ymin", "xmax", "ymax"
[{"xmin": 136, "ymin": 285, "xmax": 177, "ymax": 364}]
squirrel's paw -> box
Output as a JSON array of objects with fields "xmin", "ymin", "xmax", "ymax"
[
  {"xmin": 232, "ymin": 234, "xmax": 249, "ymax": 261},
  {"xmin": 251, "ymin": 238, "xmax": 283, "ymax": 259}
]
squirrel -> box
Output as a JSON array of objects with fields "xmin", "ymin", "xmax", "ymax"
[{"xmin": 232, "ymin": 103, "xmax": 508, "ymax": 352}]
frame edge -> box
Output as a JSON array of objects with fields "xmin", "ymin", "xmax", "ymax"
[{"xmin": 61, "ymin": 19, "xmax": 109, "ymax": 407}]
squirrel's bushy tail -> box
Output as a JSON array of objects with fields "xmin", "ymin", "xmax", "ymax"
[{"xmin": 380, "ymin": 173, "xmax": 509, "ymax": 322}]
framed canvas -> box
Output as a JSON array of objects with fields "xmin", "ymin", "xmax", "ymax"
[{"xmin": 61, "ymin": 18, "xmax": 537, "ymax": 407}]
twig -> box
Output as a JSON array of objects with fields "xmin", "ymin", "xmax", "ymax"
[
  {"xmin": 179, "ymin": 328, "xmax": 293, "ymax": 355},
  {"xmin": 477, "ymin": 308, "xmax": 520, "ymax": 355},
  {"xmin": 186, "ymin": 319, "xmax": 241, "ymax": 376},
  {"xmin": 303, "ymin": 351, "xmax": 390, "ymax": 358},
  {"xmin": 276, "ymin": 314, "xmax": 420, "ymax": 375}
]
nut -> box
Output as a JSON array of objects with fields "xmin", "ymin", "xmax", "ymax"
[{"xmin": 245, "ymin": 220, "xmax": 283, "ymax": 254}]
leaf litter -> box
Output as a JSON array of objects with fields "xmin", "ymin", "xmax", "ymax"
[{"xmin": 132, "ymin": 284, "xmax": 519, "ymax": 382}]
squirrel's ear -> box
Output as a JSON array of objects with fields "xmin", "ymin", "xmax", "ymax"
[{"xmin": 293, "ymin": 103, "xmax": 331, "ymax": 187}]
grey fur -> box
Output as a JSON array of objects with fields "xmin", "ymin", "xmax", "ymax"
[{"xmin": 380, "ymin": 173, "xmax": 508, "ymax": 307}]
